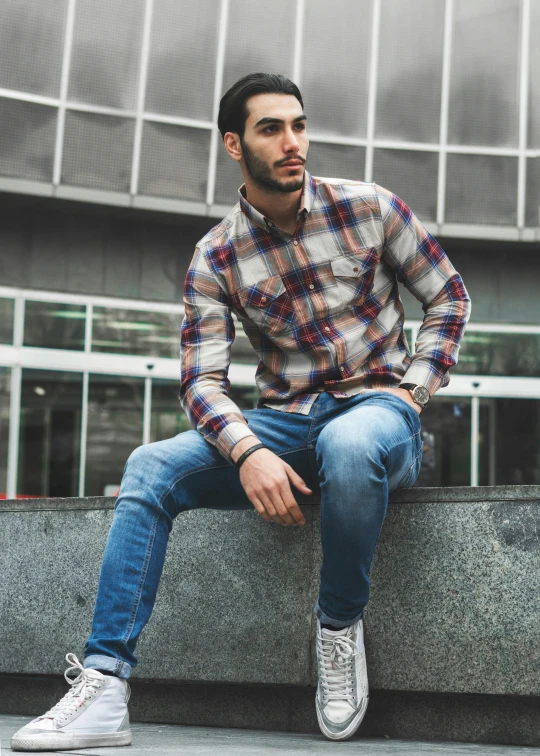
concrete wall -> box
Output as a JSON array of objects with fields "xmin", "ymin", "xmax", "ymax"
[{"xmin": 1, "ymin": 193, "xmax": 540, "ymax": 325}]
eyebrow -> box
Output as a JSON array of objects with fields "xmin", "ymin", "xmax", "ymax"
[{"xmin": 254, "ymin": 115, "xmax": 307, "ymax": 128}]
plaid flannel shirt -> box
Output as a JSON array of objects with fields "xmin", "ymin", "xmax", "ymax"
[{"xmin": 180, "ymin": 171, "xmax": 471, "ymax": 461}]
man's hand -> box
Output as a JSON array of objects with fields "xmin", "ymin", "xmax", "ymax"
[
  {"xmin": 231, "ymin": 437, "xmax": 312, "ymax": 526},
  {"xmin": 375, "ymin": 387, "xmax": 423, "ymax": 415}
]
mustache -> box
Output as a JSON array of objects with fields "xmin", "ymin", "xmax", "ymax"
[{"xmin": 275, "ymin": 157, "xmax": 306, "ymax": 167}]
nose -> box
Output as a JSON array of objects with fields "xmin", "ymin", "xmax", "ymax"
[{"xmin": 282, "ymin": 126, "xmax": 301, "ymax": 154}]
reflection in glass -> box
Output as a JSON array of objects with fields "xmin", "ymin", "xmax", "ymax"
[
  {"xmin": 24, "ymin": 301, "xmax": 86, "ymax": 350},
  {"xmin": 479, "ymin": 399, "xmax": 540, "ymax": 486},
  {"xmin": 18, "ymin": 369, "xmax": 82, "ymax": 499},
  {"xmin": 0, "ymin": 367, "xmax": 10, "ymax": 497},
  {"xmin": 92, "ymin": 307, "xmax": 182, "ymax": 358},
  {"xmin": 454, "ymin": 332, "xmax": 540, "ymax": 377},
  {"xmin": 150, "ymin": 380, "xmax": 259, "ymax": 444},
  {"xmin": 415, "ymin": 397, "xmax": 471, "ymax": 487},
  {"xmin": 0, "ymin": 298, "xmax": 14, "ymax": 344},
  {"xmin": 85, "ymin": 375, "xmax": 144, "ymax": 496}
]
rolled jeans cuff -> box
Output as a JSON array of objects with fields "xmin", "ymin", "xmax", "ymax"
[
  {"xmin": 314, "ymin": 598, "xmax": 365, "ymax": 629},
  {"xmin": 84, "ymin": 654, "xmax": 132, "ymax": 680}
]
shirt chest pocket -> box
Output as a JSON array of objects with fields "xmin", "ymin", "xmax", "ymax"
[
  {"xmin": 330, "ymin": 248, "xmax": 378, "ymax": 309},
  {"xmin": 237, "ymin": 275, "xmax": 296, "ymax": 336}
]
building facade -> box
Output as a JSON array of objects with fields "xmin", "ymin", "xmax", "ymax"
[{"xmin": 0, "ymin": 0, "xmax": 539, "ymax": 499}]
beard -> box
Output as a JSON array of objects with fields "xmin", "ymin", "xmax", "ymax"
[{"xmin": 241, "ymin": 139, "xmax": 305, "ymax": 194}]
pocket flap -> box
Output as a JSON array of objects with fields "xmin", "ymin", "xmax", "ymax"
[
  {"xmin": 238, "ymin": 276, "xmax": 286, "ymax": 308},
  {"xmin": 331, "ymin": 249, "xmax": 376, "ymax": 278}
]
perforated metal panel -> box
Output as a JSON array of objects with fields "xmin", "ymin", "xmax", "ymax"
[
  {"xmin": 445, "ymin": 153, "xmax": 518, "ymax": 225},
  {"xmin": 0, "ymin": 98, "xmax": 56, "ymax": 181},
  {"xmin": 528, "ymin": 0, "xmax": 540, "ymax": 148},
  {"xmin": 0, "ymin": 0, "xmax": 67, "ymax": 97},
  {"xmin": 525, "ymin": 158, "xmax": 540, "ymax": 227},
  {"xmin": 61, "ymin": 111, "xmax": 135, "ymax": 191},
  {"xmin": 145, "ymin": 0, "xmax": 219, "ymax": 120},
  {"xmin": 221, "ymin": 0, "xmax": 294, "ymax": 95},
  {"xmin": 68, "ymin": 0, "xmax": 144, "ymax": 110},
  {"xmin": 448, "ymin": 0, "xmax": 521, "ymax": 147},
  {"xmin": 214, "ymin": 145, "xmax": 244, "ymax": 205},
  {"xmin": 302, "ymin": 0, "xmax": 372, "ymax": 138},
  {"xmin": 373, "ymin": 149, "xmax": 438, "ymax": 222},
  {"xmin": 376, "ymin": 0, "xmax": 444, "ymax": 144},
  {"xmin": 307, "ymin": 142, "xmax": 366, "ymax": 183},
  {"xmin": 138, "ymin": 123, "xmax": 210, "ymax": 201}
]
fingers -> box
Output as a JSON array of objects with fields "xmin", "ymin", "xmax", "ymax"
[
  {"xmin": 285, "ymin": 465, "xmax": 313, "ymax": 496},
  {"xmin": 257, "ymin": 491, "xmax": 289, "ymax": 525}
]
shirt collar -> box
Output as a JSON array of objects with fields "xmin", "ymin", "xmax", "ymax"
[{"xmin": 238, "ymin": 170, "xmax": 317, "ymax": 232}]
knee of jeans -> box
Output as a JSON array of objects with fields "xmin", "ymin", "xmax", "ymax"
[{"xmin": 317, "ymin": 422, "xmax": 383, "ymax": 472}]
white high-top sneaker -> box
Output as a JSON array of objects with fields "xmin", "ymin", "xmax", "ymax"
[
  {"xmin": 11, "ymin": 653, "xmax": 131, "ymax": 752},
  {"xmin": 315, "ymin": 618, "xmax": 369, "ymax": 741}
]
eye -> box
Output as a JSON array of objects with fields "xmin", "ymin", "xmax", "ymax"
[{"xmin": 262, "ymin": 125, "xmax": 278, "ymax": 133}]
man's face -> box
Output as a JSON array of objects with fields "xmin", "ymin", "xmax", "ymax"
[{"xmin": 238, "ymin": 93, "xmax": 309, "ymax": 193}]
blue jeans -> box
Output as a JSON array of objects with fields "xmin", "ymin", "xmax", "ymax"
[{"xmin": 84, "ymin": 391, "xmax": 423, "ymax": 679}]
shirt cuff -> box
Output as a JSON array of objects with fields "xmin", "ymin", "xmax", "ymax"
[
  {"xmin": 216, "ymin": 421, "xmax": 259, "ymax": 462},
  {"xmin": 400, "ymin": 360, "xmax": 450, "ymax": 397}
]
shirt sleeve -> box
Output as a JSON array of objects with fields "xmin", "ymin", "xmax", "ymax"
[
  {"xmin": 179, "ymin": 246, "xmax": 258, "ymax": 461},
  {"xmin": 375, "ymin": 183, "xmax": 472, "ymax": 396}
]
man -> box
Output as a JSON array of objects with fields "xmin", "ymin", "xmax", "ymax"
[{"xmin": 12, "ymin": 72, "xmax": 470, "ymax": 750}]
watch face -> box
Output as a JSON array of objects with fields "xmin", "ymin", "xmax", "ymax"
[{"xmin": 413, "ymin": 386, "xmax": 430, "ymax": 405}]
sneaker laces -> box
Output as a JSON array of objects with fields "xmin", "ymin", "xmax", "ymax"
[
  {"xmin": 317, "ymin": 631, "xmax": 359, "ymax": 704},
  {"xmin": 35, "ymin": 653, "xmax": 105, "ymax": 725}
]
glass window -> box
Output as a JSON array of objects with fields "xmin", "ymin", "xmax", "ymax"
[
  {"xmin": 376, "ymin": 0, "xmax": 444, "ymax": 144},
  {"xmin": 479, "ymin": 399, "xmax": 540, "ymax": 485},
  {"xmin": 448, "ymin": 0, "xmax": 520, "ymax": 148},
  {"xmin": 85, "ymin": 375, "xmax": 144, "ymax": 496},
  {"xmin": 373, "ymin": 150, "xmax": 439, "ymax": 223},
  {"xmin": 61, "ymin": 111, "xmax": 135, "ymax": 192},
  {"xmin": 445, "ymin": 154, "xmax": 518, "ymax": 226},
  {"xmin": 526, "ymin": 157, "xmax": 540, "ymax": 227},
  {"xmin": 307, "ymin": 142, "xmax": 366, "ymax": 183},
  {"xmin": 68, "ymin": 0, "xmax": 144, "ymax": 110},
  {"xmin": 0, "ymin": 0, "xmax": 66, "ymax": 98},
  {"xmin": 527, "ymin": 0, "xmax": 540, "ymax": 149},
  {"xmin": 415, "ymin": 397, "xmax": 471, "ymax": 487},
  {"xmin": 17, "ymin": 369, "xmax": 82, "ymax": 499},
  {"xmin": 150, "ymin": 379, "xmax": 258, "ymax": 444},
  {"xmin": 0, "ymin": 98, "xmax": 56, "ymax": 183},
  {"xmin": 302, "ymin": 0, "xmax": 372, "ymax": 138},
  {"xmin": 0, "ymin": 298, "xmax": 15, "ymax": 344},
  {"xmin": 453, "ymin": 332, "xmax": 540, "ymax": 377},
  {"xmin": 24, "ymin": 301, "xmax": 86, "ymax": 351},
  {"xmin": 0, "ymin": 367, "xmax": 10, "ymax": 498},
  {"xmin": 92, "ymin": 307, "xmax": 182, "ymax": 358}
]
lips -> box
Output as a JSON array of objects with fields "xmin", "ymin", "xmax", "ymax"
[{"xmin": 280, "ymin": 160, "xmax": 303, "ymax": 167}]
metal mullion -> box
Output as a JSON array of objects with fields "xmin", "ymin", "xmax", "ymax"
[
  {"xmin": 437, "ymin": 0, "xmax": 454, "ymax": 227},
  {"xmin": 78, "ymin": 371, "xmax": 89, "ymax": 497},
  {"xmin": 206, "ymin": 0, "xmax": 230, "ymax": 208},
  {"xmin": 292, "ymin": 0, "xmax": 305, "ymax": 85},
  {"xmin": 66, "ymin": 101, "xmax": 137, "ymax": 119},
  {"xmin": 364, "ymin": 0, "xmax": 381, "ymax": 183},
  {"xmin": 517, "ymin": 0, "xmax": 531, "ymax": 230},
  {"xmin": 130, "ymin": 0, "xmax": 154, "ymax": 197},
  {"xmin": 6, "ymin": 364, "xmax": 21, "ymax": 500},
  {"xmin": 470, "ymin": 395, "xmax": 480, "ymax": 487},
  {"xmin": 0, "ymin": 88, "xmax": 59, "ymax": 107},
  {"xmin": 143, "ymin": 376, "xmax": 152, "ymax": 445},
  {"xmin": 143, "ymin": 112, "xmax": 213, "ymax": 130},
  {"xmin": 53, "ymin": 0, "xmax": 77, "ymax": 187}
]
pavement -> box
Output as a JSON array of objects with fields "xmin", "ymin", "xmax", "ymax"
[{"xmin": 1, "ymin": 716, "xmax": 539, "ymax": 756}]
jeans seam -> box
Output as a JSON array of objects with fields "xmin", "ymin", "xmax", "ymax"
[{"xmin": 117, "ymin": 508, "xmax": 162, "ymax": 657}]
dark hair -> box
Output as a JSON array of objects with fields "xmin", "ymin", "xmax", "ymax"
[{"xmin": 218, "ymin": 72, "xmax": 304, "ymax": 140}]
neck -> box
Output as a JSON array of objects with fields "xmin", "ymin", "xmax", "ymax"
[{"xmin": 243, "ymin": 176, "xmax": 303, "ymax": 232}]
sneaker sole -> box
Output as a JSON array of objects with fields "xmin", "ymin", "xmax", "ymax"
[
  {"xmin": 11, "ymin": 729, "xmax": 132, "ymax": 751},
  {"xmin": 316, "ymin": 695, "xmax": 369, "ymax": 741}
]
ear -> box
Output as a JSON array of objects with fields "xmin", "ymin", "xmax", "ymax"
[{"xmin": 223, "ymin": 132, "xmax": 243, "ymax": 162}]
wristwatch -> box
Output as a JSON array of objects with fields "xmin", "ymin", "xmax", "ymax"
[{"xmin": 399, "ymin": 383, "xmax": 430, "ymax": 409}]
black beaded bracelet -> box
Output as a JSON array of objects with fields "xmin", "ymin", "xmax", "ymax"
[{"xmin": 235, "ymin": 443, "xmax": 267, "ymax": 469}]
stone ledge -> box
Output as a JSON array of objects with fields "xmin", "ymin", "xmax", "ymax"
[{"xmin": 1, "ymin": 487, "xmax": 539, "ymax": 700}]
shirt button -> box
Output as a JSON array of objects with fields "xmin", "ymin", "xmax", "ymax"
[
  {"xmin": 293, "ymin": 240, "xmax": 298, "ymax": 245},
  {"xmin": 261, "ymin": 296, "xmax": 267, "ymax": 303},
  {"xmin": 309, "ymin": 284, "xmax": 314, "ymax": 290},
  {"xmin": 267, "ymin": 221, "xmax": 273, "ymax": 227},
  {"xmin": 340, "ymin": 366, "xmax": 345, "ymax": 372},
  {"xmin": 324, "ymin": 327, "xmax": 330, "ymax": 332},
  {"xmin": 353, "ymin": 267, "xmax": 359, "ymax": 272}
]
